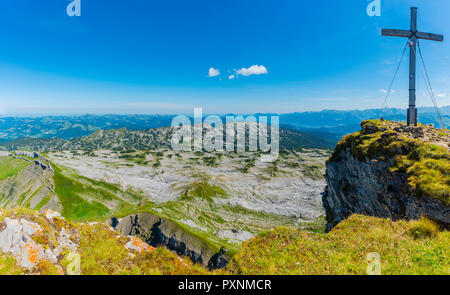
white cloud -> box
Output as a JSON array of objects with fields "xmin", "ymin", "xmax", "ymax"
[
  {"xmin": 228, "ymin": 74, "xmax": 235, "ymax": 80},
  {"xmin": 379, "ymin": 89, "xmax": 396, "ymax": 94},
  {"xmin": 208, "ymin": 67, "xmax": 220, "ymax": 77},
  {"xmin": 436, "ymin": 93, "xmax": 447, "ymax": 97},
  {"xmin": 236, "ymin": 65, "xmax": 268, "ymax": 77}
]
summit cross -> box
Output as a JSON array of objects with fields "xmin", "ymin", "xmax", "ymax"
[{"xmin": 382, "ymin": 7, "xmax": 444, "ymax": 126}]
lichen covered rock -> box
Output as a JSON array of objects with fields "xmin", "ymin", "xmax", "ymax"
[
  {"xmin": 0, "ymin": 218, "xmax": 45, "ymax": 268},
  {"xmin": 0, "ymin": 208, "xmax": 213, "ymax": 275},
  {"xmin": 125, "ymin": 236, "xmax": 155, "ymax": 253},
  {"xmin": 44, "ymin": 209, "xmax": 62, "ymax": 221}
]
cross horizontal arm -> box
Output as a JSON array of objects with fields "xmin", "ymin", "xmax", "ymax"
[
  {"xmin": 416, "ymin": 31, "xmax": 444, "ymax": 42},
  {"xmin": 382, "ymin": 29, "xmax": 411, "ymax": 38}
]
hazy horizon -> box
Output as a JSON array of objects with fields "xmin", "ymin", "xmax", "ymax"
[{"xmin": 0, "ymin": 105, "xmax": 449, "ymax": 118}]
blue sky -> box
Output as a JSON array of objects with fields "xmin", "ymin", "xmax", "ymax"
[{"xmin": 0, "ymin": 0, "xmax": 449, "ymax": 115}]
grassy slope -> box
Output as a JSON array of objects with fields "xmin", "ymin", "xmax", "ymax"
[
  {"xmin": 2, "ymin": 208, "xmax": 448, "ymax": 275},
  {"xmin": 0, "ymin": 155, "xmax": 143, "ymax": 220},
  {"xmin": 51, "ymin": 167, "xmax": 257, "ymax": 257},
  {"xmin": 329, "ymin": 120, "xmax": 449, "ymax": 205},
  {"xmin": 53, "ymin": 165, "xmax": 111, "ymax": 221},
  {"xmin": 228, "ymin": 214, "xmax": 449, "ymax": 275},
  {"xmin": 0, "ymin": 157, "xmax": 30, "ymax": 181},
  {"xmin": 76, "ymin": 222, "xmax": 210, "ymax": 275},
  {"xmin": 52, "ymin": 164, "xmax": 146, "ymax": 222},
  {"xmin": 0, "ymin": 157, "xmax": 34, "ymax": 207}
]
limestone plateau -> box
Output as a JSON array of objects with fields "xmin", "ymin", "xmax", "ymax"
[{"xmin": 0, "ymin": 120, "xmax": 448, "ymax": 275}]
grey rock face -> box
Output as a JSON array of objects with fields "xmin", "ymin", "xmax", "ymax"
[
  {"xmin": 15, "ymin": 151, "xmax": 40, "ymax": 159},
  {"xmin": 323, "ymin": 148, "xmax": 450, "ymax": 232},
  {"xmin": 110, "ymin": 213, "xmax": 230, "ymax": 269}
]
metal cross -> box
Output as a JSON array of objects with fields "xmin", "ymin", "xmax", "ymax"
[{"xmin": 382, "ymin": 7, "xmax": 443, "ymax": 126}]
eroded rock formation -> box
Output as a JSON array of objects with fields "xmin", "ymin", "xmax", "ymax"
[
  {"xmin": 110, "ymin": 213, "xmax": 230, "ymax": 269},
  {"xmin": 323, "ymin": 120, "xmax": 449, "ymax": 232}
]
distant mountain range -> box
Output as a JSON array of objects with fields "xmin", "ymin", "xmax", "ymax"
[
  {"xmin": 0, "ymin": 106, "xmax": 448, "ymax": 149},
  {"xmin": 0, "ymin": 114, "xmax": 174, "ymax": 142},
  {"xmin": 277, "ymin": 106, "xmax": 449, "ymax": 142},
  {"xmin": 0, "ymin": 125, "xmax": 336, "ymax": 151}
]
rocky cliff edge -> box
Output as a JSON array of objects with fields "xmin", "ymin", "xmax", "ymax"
[{"xmin": 323, "ymin": 120, "xmax": 449, "ymax": 232}]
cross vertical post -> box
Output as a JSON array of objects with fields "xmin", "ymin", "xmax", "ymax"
[
  {"xmin": 381, "ymin": 7, "xmax": 443, "ymax": 126},
  {"xmin": 408, "ymin": 7, "xmax": 417, "ymax": 126}
]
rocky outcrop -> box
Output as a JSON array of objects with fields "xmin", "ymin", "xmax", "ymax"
[
  {"xmin": 12, "ymin": 152, "xmax": 54, "ymax": 172},
  {"xmin": 110, "ymin": 213, "xmax": 230, "ymax": 269},
  {"xmin": 323, "ymin": 151, "xmax": 449, "ymax": 231},
  {"xmin": 15, "ymin": 151, "xmax": 40, "ymax": 159},
  {"xmin": 0, "ymin": 208, "xmax": 189, "ymax": 275},
  {"xmin": 323, "ymin": 120, "xmax": 449, "ymax": 232},
  {"xmin": 0, "ymin": 216, "xmax": 76, "ymax": 270}
]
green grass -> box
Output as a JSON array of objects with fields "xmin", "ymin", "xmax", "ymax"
[
  {"xmin": 51, "ymin": 163, "xmax": 147, "ymax": 221},
  {"xmin": 296, "ymin": 215, "xmax": 326, "ymax": 233},
  {"xmin": 228, "ymin": 214, "xmax": 449, "ymax": 275},
  {"xmin": 34, "ymin": 194, "xmax": 52, "ymax": 211},
  {"xmin": 17, "ymin": 188, "xmax": 32, "ymax": 206},
  {"xmin": 0, "ymin": 253, "xmax": 25, "ymax": 275},
  {"xmin": 76, "ymin": 222, "xmax": 213, "ymax": 275},
  {"xmin": 222, "ymin": 203, "xmax": 290, "ymax": 223},
  {"xmin": 0, "ymin": 157, "xmax": 30, "ymax": 181},
  {"xmin": 17, "ymin": 185, "xmax": 45, "ymax": 209},
  {"xmin": 238, "ymin": 158, "xmax": 256, "ymax": 173},
  {"xmin": 181, "ymin": 180, "xmax": 228, "ymax": 202},
  {"xmin": 399, "ymin": 145, "xmax": 450, "ymax": 205},
  {"xmin": 122, "ymin": 200, "xmax": 232, "ymax": 256},
  {"xmin": 119, "ymin": 151, "xmax": 150, "ymax": 165},
  {"xmin": 202, "ymin": 156, "xmax": 220, "ymax": 167},
  {"xmin": 52, "ymin": 166, "xmax": 110, "ymax": 221},
  {"xmin": 266, "ymin": 161, "xmax": 279, "ymax": 177},
  {"xmin": 301, "ymin": 163, "xmax": 325, "ymax": 180}
]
